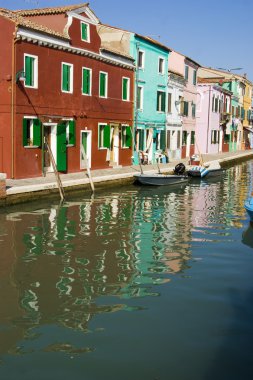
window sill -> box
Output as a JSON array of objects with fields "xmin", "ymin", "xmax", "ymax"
[
  {"xmin": 66, "ymin": 144, "xmax": 75, "ymax": 148},
  {"xmin": 24, "ymin": 145, "xmax": 40, "ymax": 149},
  {"xmin": 99, "ymin": 147, "xmax": 107, "ymax": 150}
]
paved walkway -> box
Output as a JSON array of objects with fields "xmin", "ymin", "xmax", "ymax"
[{"xmin": 5, "ymin": 150, "xmax": 253, "ymax": 196}]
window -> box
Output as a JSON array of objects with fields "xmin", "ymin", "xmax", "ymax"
[
  {"xmin": 158, "ymin": 57, "xmax": 165, "ymax": 74},
  {"xmin": 98, "ymin": 124, "xmax": 110, "ymax": 149},
  {"xmin": 65, "ymin": 120, "xmax": 76, "ymax": 146},
  {"xmin": 215, "ymin": 97, "xmax": 219, "ymax": 113},
  {"xmin": 23, "ymin": 118, "xmax": 41, "ymax": 147},
  {"xmin": 62, "ymin": 63, "xmax": 73, "ymax": 93},
  {"xmin": 121, "ymin": 126, "xmax": 132, "ymax": 148},
  {"xmin": 137, "ymin": 129, "xmax": 145, "ymax": 151},
  {"xmin": 81, "ymin": 22, "xmax": 90, "ymax": 42},
  {"xmin": 82, "ymin": 67, "xmax": 92, "ymax": 96},
  {"xmin": 185, "ymin": 65, "xmax": 189, "ymax": 81},
  {"xmin": 183, "ymin": 101, "xmax": 189, "ymax": 116},
  {"xmin": 192, "ymin": 103, "xmax": 196, "ymax": 118},
  {"xmin": 190, "ymin": 131, "xmax": 195, "ymax": 145},
  {"xmin": 138, "ymin": 50, "xmax": 145, "ymax": 69},
  {"xmin": 179, "ymin": 96, "xmax": 184, "ymax": 115},
  {"xmin": 137, "ymin": 86, "xmax": 143, "ymax": 110},
  {"xmin": 182, "ymin": 131, "xmax": 187, "ymax": 145},
  {"xmin": 212, "ymin": 95, "xmax": 215, "ymax": 112},
  {"xmin": 24, "ymin": 54, "xmax": 38, "ymax": 88},
  {"xmin": 167, "ymin": 93, "xmax": 172, "ymax": 113},
  {"xmin": 177, "ymin": 131, "xmax": 181, "ymax": 149},
  {"xmin": 193, "ymin": 69, "xmax": 197, "ymax": 85},
  {"xmin": 99, "ymin": 72, "xmax": 108, "ymax": 98},
  {"xmin": 167, "ymin": 130, "xmax": 171, "ymax": 148},
  {"xmin": 211, "ymin": 130, "xmax": 219, "ymax": 144},
  {"xmin": 122, "ymin": 77, "xmax": 130, "ymax": 101},
  {"xmin": 157, "ymin": 91, "xmax": 166, "ymax": 112}
]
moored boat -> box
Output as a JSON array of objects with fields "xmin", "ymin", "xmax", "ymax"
[
  {"xmin": 134, "ymin": 173, "xmax": 188, "ymax": 186},
  {"xmin": 244, "ymin": 197, "xmax": 253, "ymax": 222},
  {"xmin": 187, "ymin": 160, "xmax": 225, "ymax": 179}
]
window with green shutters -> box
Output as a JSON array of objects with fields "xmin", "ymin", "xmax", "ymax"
[
  {"xmin": 122, "ymin": 77, "xmax": 130, "ymax": 101},
  {"xmin": 121, "ymin": 126, "xmax": 132, "ymax": 148},
  {"xmin": 157, "ymin": 91, "xmax": 166, "ymax": 112},
  {"xmin": 62, "ymin": 63, "xmax": 73, "ymax": 93},
  {"xmin": 182, "ymin": 131, "xmax": 187, "ymax": 146},
  {"xmin": 185, "ymin": 65, "xmax": 189, "ymax": 81},
  {"xmin": 192, "ymin": 103, "xmax": 196, "ymax": 118},
  {"xmin": 65, "ymin": 120, "xmax": 76, "ymax": 146},
  {"xmin": 81, "ymin": 22, "xmax": 89, "ymax": 42},
  {"xmin": 190, "ymin": 131, "xmax": 195, "ymax": 145},
  {"xmin": 82, "ymin": 67, "xmax": 91, "ymax": 95},
  {"xmin": 193, "ymin": 69, "xmax": 197, "ymax": 85},
  {"xmin": 23, "ymin": 118, "xmax": 41, "ymax": 147},
  {"xmin": 138, "ymin": 129, "xmax": 145, "ymax": 151},
  {"xmin": 183, "ymin": 101, "xmax": 189, "ymax": 116},
  {"xmin": 99, "ymin": 72, "xmax": 108, "ymax": 98},
  {"xmin": 98, "ymin": 124, "xmax": 110, "ymax": 148},
  {"xmin": 24, "ymin": 54, "xmax": 38, "ymax": 88}
]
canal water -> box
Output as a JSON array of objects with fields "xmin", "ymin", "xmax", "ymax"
[{"xmin": 0, "ymin": 161, "xmax": 253, "ymax": 380}]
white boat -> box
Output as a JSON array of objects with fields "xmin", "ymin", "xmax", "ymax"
[{"xmin": 134, "ymin": 173, "xmax": 189, "ymax": 186}]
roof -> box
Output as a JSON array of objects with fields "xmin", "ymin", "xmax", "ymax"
[
  {"xmin": 168, "ymin": 69, "xmax": 184, "ymax": 78},
  {"xmin": 200, "ymin": 67, "xmax": 253, "ymax": 85},
  {"xmin": 100, "ymin": 46, "xmax": 135, "ymax": 61},
  {"xmin": 14, "ymin": 3, "xmax": 88, "ymax": 16},
  {"xmin": 185, "ymin": 55, "xmax": 201, "ymax": 68},
  {"xmin": 135, "ymin": 33, "xmax": 171, "ymax": 52},
  {"xmin": 0, "ymin": 8, "xmax": 69, "ymax": 40}
]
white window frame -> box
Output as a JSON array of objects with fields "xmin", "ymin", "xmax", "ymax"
[
  {"xmin": 158, "ymin": 57, "xmax": 165, "ymax": 75},
  {"xmin": 61, "ymin": 62, "xmax": 73, "ymax": 94},
  {"xmin": 157, "ymin": 90, "xmax": 166, "ymax": 113},
  {"xmin": 138, "ymin": 50, "xmax": 145, "ymax": 70},
  {"xmin": 24, "ymin": 54, "xmax": 38, "ymax": 89},
  {"xmin": 121, "ymin": 124, "xmax": 130, "ymax": 148},
  {"xmin": 98, "ymin": 123, "xmax": 107, "ymax": 149},
  {"xmin": 80, "ymin": 21, "xmax": 90, "ymax": 42},
  {"xmin": 62, "ymin": 118, "xmax": 75, "ymax": 147},
  {"xmin": 122, "ymin": 77, "xmax": 130, "ymax": 101},
  {"xmin": 137, "ymin": 85, "xmax": 144, "ymax": 111},
  {"xmin": 99, "ymin": 71, "xmax": 108, "ymax": 98},
  {"xmin": 82, "ymin": 67, "xmax": 92, "ymax": 96}
]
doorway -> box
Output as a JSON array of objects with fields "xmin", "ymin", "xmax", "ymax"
[
  {"xmin": 80, "ymin": 130, "xmax": 92, "ymax": 169},
  {"xmin": 43, "ymin": 124, "xmax": 57, "ymax": 173}
]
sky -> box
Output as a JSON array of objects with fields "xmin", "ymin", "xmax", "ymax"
[{"xmin": 2, "ymin": 0, "xmax": 253, "ymax": 81}]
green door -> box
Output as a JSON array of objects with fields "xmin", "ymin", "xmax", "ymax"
[{"xmin": 57, "ymin": 123, "xmax": 67, "ymax": 171}]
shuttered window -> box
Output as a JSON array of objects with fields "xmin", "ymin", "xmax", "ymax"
[
  {"xmin": 122, "ymin": 77, "xmax": 130, "ymax": 101},
  {"xmin": 138, "ymin": 129, "xmax": 145, "ymax": 151},
  {"xmin": 99, "ymin": 72, "xmax": 108, "ymax": 98},
  {"xmin": 157, "ymin": 91, "xmax": 166, "ymax": 112},
  {"xmin": 182, "ymin": 131, "xmax": 187, "ymax": 146},
  {"xmin": 81, "ymin": 22, "xmax": 89, "ymax": 42},
  {"xmin": 137, "ymin": 86, "xmax": 143, "ymax": 110},
  {"xmin": 23, "ymin": 118, "xmax": 41, "ymax": 147},
  {"xmin": 193, "ymin": 69, "xmax": 197, "ymax": 85},
  {"xmin": 82, "ymin": 68, "xmax": 91, "ymax": 95},
  {"xmin": 183, "ymin": 101, "xmax": 189, "ymax": 116},
  {"xmin": 24, "ymin": 54, "xmax": 38, "ymax": 88},
  {"xmin": 185, "ymin": 65, "xmax": 189, "ymax": 80},
  {"xmin": 62, "ymin": 63, "xmax": 73, "ymax": 93},
  {"xmin": 66, "ymin": 120, "xmax": 76, "ymax": 145},
  {"xmin": 98, "ymin": 124, "xmax": 110, "ymax": 148},
  {"xmin": 192, "ymin": 103, "xmax": 196, "ymax": 118},
  {"xmin": 122, "ymin": 126, "xmax": 132, "ymax": 148},
  {"xmin": 167, "ymin": 93, "xmax": 172, "ymax": 113},
  {"xmin": 190, "ymin": 131, "xmax": 195, "ymax": 145}
]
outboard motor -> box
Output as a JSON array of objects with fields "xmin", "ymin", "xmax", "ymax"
[{"xmin": 174, "ymin": 162, "xmax": 186, "ymax": 175}]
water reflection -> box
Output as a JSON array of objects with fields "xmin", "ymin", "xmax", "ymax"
[{"xmin": 0, "ymin": 161, "xmax": 252, "ymax": 365}]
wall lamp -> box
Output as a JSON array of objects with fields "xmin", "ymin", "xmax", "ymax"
[{"xmin": 16, "ymin": 70, "xmax": 26, "ymax": 83}]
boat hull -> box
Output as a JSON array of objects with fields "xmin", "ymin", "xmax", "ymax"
[
  {"xmin": 245, "ymin": 198, "xmax": 253, "ymax": 222},
  {"xmin": 188, "ymin": 168, "xmax": 225, "ymax": 178},
  {"xmin": 134, "ymin": 174, "xmax": 188, "ymax": 186}
]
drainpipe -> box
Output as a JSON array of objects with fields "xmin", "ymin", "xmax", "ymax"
[
  {"xmin": 11, "ymin": 27, "xmax": 18, "ymax": 179},
  {"xmin": 206, "ymin": 86, "xmax": 211, "ymax": 153}
]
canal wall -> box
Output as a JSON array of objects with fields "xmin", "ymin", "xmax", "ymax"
[{"xmin": 1, "ymin": 151, "xmax": 253, "ymax": 207}]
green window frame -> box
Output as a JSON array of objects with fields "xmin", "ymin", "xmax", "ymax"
[
  {"xmin": 99, "ymin": 72, "xmax": 108, "ymax": 98},
  {"xmin": 62, "ymin": 63, "xmax": 73, "ymax": 93},
  {"xmin": 121, "ymin": 126, "xmax": 132, "ymax": 148},
  {"xmin": 98, "ymin": 124, "xmax": 110, "ymax": 148},
  {"xmin": 24, "ymin": 54, "xmax": 37, "ymax": 88},
  {"xmin": 157, "ymin": 91, "xmax": 166, "ymax": 112},
  {"xmin": 122, "ymin": 77, "xmax": 130, "ymax": 101},
  {"xmin": 82, "ymin": 67, "xmax": 91, "ymax": 95},
  {"xmin": 81, "ymin": 22, "xmax": 89, "ymax": 42},
  {"xmin": 23, "ymin": 118, "xmax": 41, "ymax": 147}
]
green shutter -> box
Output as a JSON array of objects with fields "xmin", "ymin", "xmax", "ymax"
[
  {"xmin": 81, "ymin": 23, "xmax": 88, "ymax": 41},
  {"xmin": 33, "ymin": 119, "xmax": 42, "ymax": 147},
  {"xmin": 23, "ymin": 118, "xmax": 28, "ymax": 146},
  {"xmin": 104, "ymin": 125, "xmax": 110, "ymax": 148},
  {"xmin": 193, "ymin": 70, "xmax": 197, "ymax": 85},
  {"xmin": 69, "ymin": 120, "xmax": 75, "ymax": 145},
  {"xmin": 139, "ymin": 129, "xmax": 144, "ymax": 150},
  {"xmin": 123, "ymin": 78, "xmax": 128, "ymax": 100},
  {"xmin": 83, "ymin": 68, "xmax": 90, "ymax": 95},
  {"xmin": 100, "ymin": 73, "xmax": 106, "ymax": 97},
  {"xmin": 160, "ymin": 130, "xmax": 166, "ymax": 150},
  {"xmin": 125, "ymin": 126, "xmax": 132, "ymax": 148},
  {"xmin": 162, "ymin": 92, "xmax": 166, "ymax": 112},
  {"xmin": 56, "ymin": 123, "xmax": 67, "ymax": 171},
  {"xmin": 62, "ymin": 64, "xmax": 69, "ymax": 91},
  {"xmin": 25, "ymin": 56, "xmax": 33, "ymax": 86}
]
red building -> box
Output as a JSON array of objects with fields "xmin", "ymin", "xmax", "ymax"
[{"xmin": 0, "ymin": 3, "xmax": 134, "ymax": 179}]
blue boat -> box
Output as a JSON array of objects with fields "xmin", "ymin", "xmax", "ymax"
[{"xmin": 244, "ymin": 197, "xmax": 253, "ymax": 222}]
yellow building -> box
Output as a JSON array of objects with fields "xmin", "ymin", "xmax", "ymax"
[{"xmin": 241, "ymin": 77, "xmax": 252, "ymax": 149}]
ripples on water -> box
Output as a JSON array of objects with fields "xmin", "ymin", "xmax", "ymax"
[{"xmin": 0, "ymin": 161, "xmax": 253, "ymax": 380}]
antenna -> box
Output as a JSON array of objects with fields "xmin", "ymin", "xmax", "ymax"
[{"xmin": 217, "ymin": 67, "xmax": 243, "ymax": 72}]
